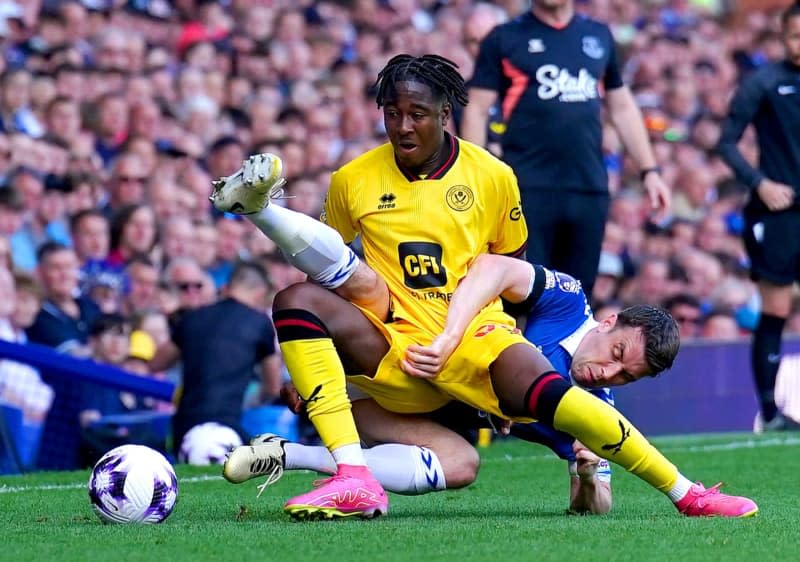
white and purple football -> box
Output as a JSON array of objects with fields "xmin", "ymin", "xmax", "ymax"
[{"xmin": 88, "ymin": 444, "xmax": 178, "ymax": 524}]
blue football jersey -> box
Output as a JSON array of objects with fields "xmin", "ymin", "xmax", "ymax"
[{"xmin": 511, "ymin": 266, "xmax": 613, "ymax": 477}]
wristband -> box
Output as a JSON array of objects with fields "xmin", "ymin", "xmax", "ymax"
[{"xmin": 640, "ymin": 167, "xmax": 661, "ymax": 181}]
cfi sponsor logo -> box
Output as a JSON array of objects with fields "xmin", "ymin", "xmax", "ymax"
[{"xmin": 536, "ymin": 65, "xmax": 598, "ymax": 102}]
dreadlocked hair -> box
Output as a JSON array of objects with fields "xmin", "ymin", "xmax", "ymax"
[{"xmin": 373, "ymin": 54, "xmax": 469, "ymax": 109}]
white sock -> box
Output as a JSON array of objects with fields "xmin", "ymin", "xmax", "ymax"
[
  {"xmin": 283, "ymin": 443, "xmax": 447, "ymax": 495},
  {"xmin": 284, "ymin": 443, "xmax": 336, "ymax": 473},
  {"xmin": 331, "ymin": 443, "xmax": 367, "ymax": 467},
  {"xmin": 248, "ymin": 205, "xmax": 358, "ymax": 289},
  {"xmin": 365, "ymin": 444, "xmax": 447, "ymax": 495},
  {"xmin": 667, "ymin": 474, "xmax": 695, "ymax": 502}
]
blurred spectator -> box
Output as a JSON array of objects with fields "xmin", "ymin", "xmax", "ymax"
[
  {"xmin": 108, "ymin": 203, "xmax": 157, "ymax": 267},
  {"xmin": 0, "ymin": 268, "xmax": 53, "ymax": 424},
  {"xmin": 150, "ymin": 260, "xmax": 280, "ymax": 452},
  {"xmin": 7, "ymin": 166, "xmax": 70, "ymax": 271},
  {"xmin": 92, "ymin": 92, "xmax": 129, "ymax": 166},
  {"xmin": 700, "ymin": 310, "xmax": 743, "ymax": 340},
  {"xmin": 69, "ymin": 208, "xmax": 115, "ymax": 292},
  {"xmin": 121, "ymin": 255, "xmax": 159, "ymax": 315},
  {"xmin": 26, "ymin": 242, "xmax": 100, "ymax": 354},
  {"xmin": 163, "ymin": 256, "xmax": 215, "ymax": 313},
  {"xmin": 103, "ymin": 152, "xmax": 148, "ymax": 215},
  {"xmin": 78, "ymin": 313, "xmax": 166, "ymax": 466},
  {"xmin": 161, "ymin": 214, "xmax": 196, "ymax": 264},
  {"xmin": 663, "ymin": 293, "xmax": 703, "ymax": 340},
  {"xmin": 0, "ymin": 68, "xmax": 45, "ymax": 137},
  {"xmin": 206, "ymin": 135, "xmax": 245, "ymax": 180},
  {"xmin": 0, "ymin": 187, "xmax": 24, "ymax": 260}
]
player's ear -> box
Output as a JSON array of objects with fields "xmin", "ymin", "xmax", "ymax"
[
  {"xmin": 599, "ymin": 313, "xmax": 618, "ymax": 332},
  {"xmin": 441, "ymin": 102, "xmax": 451, "ymax": 126}
]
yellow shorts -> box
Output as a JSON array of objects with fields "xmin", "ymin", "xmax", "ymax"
[
  {"xmin": 347, "ymin": 306, "xmax": 536, "ymax": 421},
  {"xmin": 347, "ymin": 307, "xmax": 451, "ymax": 414}
]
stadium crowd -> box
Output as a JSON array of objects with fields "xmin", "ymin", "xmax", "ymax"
[{"xmin": 0, "ymin": 0, "xmax": 798, "ymax": 465}]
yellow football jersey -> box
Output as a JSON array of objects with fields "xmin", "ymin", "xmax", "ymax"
[{"xmin": 322, "ymin": 134, "xmax": 527, "ymax": 336}]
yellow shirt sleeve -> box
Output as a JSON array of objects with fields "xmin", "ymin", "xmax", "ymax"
[
  {"xmin": 321, "ymin": 169, "xmax": 359, "ymax": 244},
  {"xmin": 489, "ymin": 166, "xmax": 528, "ymax": 256}
]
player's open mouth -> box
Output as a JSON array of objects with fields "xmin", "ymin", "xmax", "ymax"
[{"xmin": 398, "ymin": 142, "xmax": 417, "ymax": 153}]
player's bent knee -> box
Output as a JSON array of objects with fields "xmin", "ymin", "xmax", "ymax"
[
  {"xmin": 442, "ymin": 445, "xmax": 480, "ymax": 489},
  {"xmin": 273, "ymin": 281, "xmax": 334, "ymax": 315}
]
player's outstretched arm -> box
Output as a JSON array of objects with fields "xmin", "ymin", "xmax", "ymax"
[{"xmin": 402, "ymin": 254, "xmax": 533, "ymax": 378}]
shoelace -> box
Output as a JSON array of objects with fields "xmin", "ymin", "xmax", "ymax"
[
  {"xmin": 267, "ymin": 180, "xmax": 291, "ymax": 200},
  {"xmin": 695, "ymin": 482, "xmax": 723, "ymax": 496},
  {"xmin": 255, "ymin": 464, "xmax": 284, "ymax": 498},
  {"xmin": 686, "ymin": 482, "xmax": 723, "ymax": 508}
]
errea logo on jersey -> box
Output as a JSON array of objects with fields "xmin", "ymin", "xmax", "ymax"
[
  {"xmin": 536, "ymin": 65, "xmax": 598, "ymax": 102},
  {"xmin": 528, "ymin": 38, "xmax": 545, "ymax": 53},
  {"xmin": 378, "ymin": 193, "xmax": 396, "ymax": 210}
]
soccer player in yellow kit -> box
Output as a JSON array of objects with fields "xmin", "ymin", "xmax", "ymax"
[{"xmin": 212, "ymin": 54, "xmax": 758, "ymax": 521}]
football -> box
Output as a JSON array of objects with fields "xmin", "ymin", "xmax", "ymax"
[
  {"xmin": 88, "ymin": 444, "xmax": 178, "ymax": 524},
  {"xmin": 178, "ymin": 422, "xmax": 243, "ymax": 465}
]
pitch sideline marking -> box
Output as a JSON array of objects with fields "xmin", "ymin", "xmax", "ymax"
[{"xmin": 1, "ymin": 436, "xmax": 798, "ymax": 495}]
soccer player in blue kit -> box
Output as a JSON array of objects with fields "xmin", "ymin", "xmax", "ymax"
[{"xmin": 401, "ymin": 254, "xmax": 675, "ymax": 514}]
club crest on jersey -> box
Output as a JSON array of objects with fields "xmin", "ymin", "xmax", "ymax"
[
  {"xmin": 582, "ymin": 36, "xmax": 604, "ymax": 59},
  {"xmin": 446, "ymin": 185, "xmax": 474, "ymax": 211},
  {"xmin": 555, "ymin": 272, "xmax": 582, "ymax": 294}
]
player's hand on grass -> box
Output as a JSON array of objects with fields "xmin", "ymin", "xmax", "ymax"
[
  {"xmin": 401, "ymin": 333, "xmax": 460, "ymax": 378},
  {"xmin": 280, "ymin": 382, "xmax": 306, "ymax": 414},
  {"xmin": 757, "ymin": 178, "xmax": 795, "ymax": 211},
  {"xmin": 643, "ymin": 171, "xmax": 671, "ymax": 221},
  {"xmin": 573, "ymin": 441, "xmax": 601, "ymax": 480}
]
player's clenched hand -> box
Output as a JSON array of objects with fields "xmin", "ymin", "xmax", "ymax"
[
  {"xmin": 401, "ymin": 333, "xmax": 460, "ymax": 378},
  {"xmin": 757, "ymin": 178, "xmax": 795, "ymax": 211},
  {"xmin": 280, "ymin": 381, "xmax": 306, "ymax": 414}
]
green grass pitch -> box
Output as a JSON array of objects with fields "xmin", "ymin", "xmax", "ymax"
[{"xmin": 1, "ymin": 432, "xmax": 798, "ymax": 562}]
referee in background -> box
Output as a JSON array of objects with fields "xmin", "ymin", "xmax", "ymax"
[{"xmin": 717, "ymin": 1, "xmax": 800, "ymax": 431}]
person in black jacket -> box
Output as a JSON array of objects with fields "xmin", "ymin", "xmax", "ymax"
[
  {"xmin": 150, "ymin": 260, "xmax": 280, "ymax": 452},
  {"xmin": 717, "ymin": 1, "xmax": 800, "ymax": 431}
]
